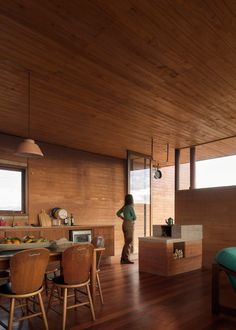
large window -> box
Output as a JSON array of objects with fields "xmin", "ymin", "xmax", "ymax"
[
  {"xmin": 177, "ymin": 141, "xmax": 236, "ymax": 190},
  {"xmin": 0, "ymin": 166, "xmax": 26, "ymax": 213},
  {"xmin": 196, "ymin": 155, "xmax": 236, "ymax": 188}
]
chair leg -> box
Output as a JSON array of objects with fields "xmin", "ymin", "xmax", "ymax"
[
  {"xmin": 86, "ymin": 284, "xmax": 96, "ymax": 321},
  {"xmin": 32, "ymin": 295, "xmax": 38, "ymax": 312},
  {"xmin": 74, "ymin": 288, "xmax": 77, "ymax": 307},
  {"xmin": 62, "ymin": 288, "xmax": 68, "ymax": 330},
  {"xmin": 19, "ymin": 298, "xmax": 25, "ymax": 316},
  {"xmin": 38, "ymin": 293, "xmax": 49, "ymax": 330},
  {"xmin": 44, "ymin": 273, "xmax": 49, "ymax": 296},
  {"xmin": 96, "ymin": 273, "xmax": 104, "ymax": 304},
  {"xmin": 47, "ymin": 283, "xmax": 56, "ymax": 314},
  {"xmin": 45, "ymin": 270, "xmax": 58, "ymax": 297},
  {"xmin": 58, "ymin": 287, "xmax": 63, "ymax": 302},
  {"xmin": 8, "ymin": 298, "xmax": 15, "ymax": 330}
]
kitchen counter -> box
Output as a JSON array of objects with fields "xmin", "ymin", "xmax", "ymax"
[
  {"xmin": 139, "ymin": 236, "xmax": 190, "ymax": 243},
  {"xmin": 0, "ymin": 225, "xmax": 115, "ymax": 257}
]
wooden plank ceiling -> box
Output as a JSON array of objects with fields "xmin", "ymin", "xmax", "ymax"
[{"xmin": 0, "ymin": 0, "xmax": 236, "ymax": 165}]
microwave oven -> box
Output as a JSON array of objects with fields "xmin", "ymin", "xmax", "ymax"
[{"xmin": 69, "ymin": 230, "xmax": 92, "ymax": 243}]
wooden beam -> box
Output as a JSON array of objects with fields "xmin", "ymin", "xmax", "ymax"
[
  {"xmin": 175, "ymin": 149, "xmax": 180, "ymax": 191},
  {"xmin": 190, "ymin": 146, "xmax": 196, "ymax": 189}
]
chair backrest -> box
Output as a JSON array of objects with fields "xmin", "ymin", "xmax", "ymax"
[
  {"xmin": 62, "ymin": 244, "xmax": 93, "ymax": 285},
  {"xmin": 10, "ymin": 248, "xmax": 50, "ymax": 294},
  {"xmin": 91, "ymin": 236, "xmax": 105, "ymax": 270}
]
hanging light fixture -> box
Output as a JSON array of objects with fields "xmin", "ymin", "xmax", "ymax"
[{"xmin": 15, "ymin": 71, "xmax": 44, "ymax": 158}]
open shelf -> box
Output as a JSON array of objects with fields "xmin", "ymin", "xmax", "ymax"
[
  {"xmin": 173, "ymin": 241, "xmax": 185, "ymax": 259},
  {"xmin": 161, "ymin": 225, "xmax": 172, "ymax": 237}
]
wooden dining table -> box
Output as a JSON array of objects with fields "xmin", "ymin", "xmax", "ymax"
[{"xmin": 0, "ymin": 246, "xmax": 105, "ymax": 302}]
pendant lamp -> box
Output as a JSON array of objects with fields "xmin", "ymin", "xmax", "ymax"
[{"xmin": 15, "ymin": 71, "xmax": 44, "ymax": 158}]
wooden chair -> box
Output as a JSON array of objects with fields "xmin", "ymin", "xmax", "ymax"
[
  {"xmin": 47, "ymin": 244, "xmax": 95, "ymax": 330},
  {"xmin": 0, "ymin": 248, "xmax": 49, "ymax": 330},
  {"xmin": 91, "ymin": 236, "xmax": 105, "ymax": 304}
]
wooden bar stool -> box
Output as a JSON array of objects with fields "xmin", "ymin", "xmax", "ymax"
[
  {"xmin": 91, "ymin": 236, "xmax": 105, "ymax": 304},
  {"xmin": 0, "ymin": 248, "xmax": 49, "ymax": 330},
  {"xmin": 47, "ymin": 244, "xmax": 95, "ymax": 330}
]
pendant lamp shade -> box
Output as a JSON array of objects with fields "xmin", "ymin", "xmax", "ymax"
[
  {"xmin": 15, "ymin": 139, "xmax": 43, "ymax": 158},
  {"xmin": 15, "ymin": 71, "xmax": 44, "ymax": 158}
]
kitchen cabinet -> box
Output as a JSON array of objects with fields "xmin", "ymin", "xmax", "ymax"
[{"xmin": 40, "ymin": 228, "xmax": 64, "ymax": 240}]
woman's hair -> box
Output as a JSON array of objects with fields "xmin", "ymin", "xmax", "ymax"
[{"xmin": 124, "ymin": 194, "xmax": 134, "ymax": 206}]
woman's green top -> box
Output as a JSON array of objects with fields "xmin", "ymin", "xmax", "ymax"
[{"xmin": 116, "ymin": 204, "xmax": 136, "ymax": 221}]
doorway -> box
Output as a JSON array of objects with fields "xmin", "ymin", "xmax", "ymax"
[{"xmin": 127, "ymin": 150, "xmax": 152, "ymax": 253}]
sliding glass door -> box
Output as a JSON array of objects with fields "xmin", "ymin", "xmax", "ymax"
[{"xmin": 127, "ymin": 151, "xmax": 151, "ymax": 253}]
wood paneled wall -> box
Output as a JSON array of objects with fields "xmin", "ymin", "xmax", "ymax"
[
  {"xmin": 0, "ymin": 133, "xmax": 125, "ymax": 256},
  {"xmin": 175, "ymin": 186, "xmax": 236, "ymax": 268}
]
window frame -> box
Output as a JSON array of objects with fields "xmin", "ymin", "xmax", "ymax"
[{"xmin": 0, "ymin": 164, "xmax": 27, "ymax": 215}]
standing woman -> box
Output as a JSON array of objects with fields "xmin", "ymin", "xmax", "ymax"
[{"xmin": 116, "ymin": 194, "xmax": 136, "ymax": 264}]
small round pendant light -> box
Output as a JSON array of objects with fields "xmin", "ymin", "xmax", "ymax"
[{"xmin": 15, "ymin": 71, "xmax": 44, "ymax": 158}]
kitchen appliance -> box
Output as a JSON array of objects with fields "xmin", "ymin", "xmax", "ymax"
[{"xmin": 69, "ymin": 230, "xmax": 92, "ymax": 243}]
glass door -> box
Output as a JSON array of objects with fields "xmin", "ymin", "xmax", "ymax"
[{"xmin": 127, "ymin": 150, "xmax": 152, "ymax": 253}]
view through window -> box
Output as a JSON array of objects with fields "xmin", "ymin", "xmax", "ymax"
[
  {"xmin": 0, "ymin": 168, "xmax": 24, "ymax": 211},
  {"xmin": 196, "ymin": 155, "xmax": 236, "ymax": 188},
  {"xmin": 130, "ymin": 169, "xmax": 150, "ymax": 204}
]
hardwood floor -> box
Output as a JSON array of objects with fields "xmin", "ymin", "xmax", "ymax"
[{"xmin": 1, "ymin": 262, "xmax": 236, "ymax": 329}]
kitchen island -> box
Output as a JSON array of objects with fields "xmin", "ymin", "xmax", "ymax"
[{"xmin": 139, "ymin": 225, "xmax": 202, "ymax": 276}]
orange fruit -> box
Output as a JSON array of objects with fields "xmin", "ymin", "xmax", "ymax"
[{"xmin": 12, "ymin": 240, "xmax": 21, "ymax": 244}]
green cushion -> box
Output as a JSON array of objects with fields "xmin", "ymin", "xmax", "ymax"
[{"xmin": 215, "ymin": 247, "xmax": 236, "ymax": 291}]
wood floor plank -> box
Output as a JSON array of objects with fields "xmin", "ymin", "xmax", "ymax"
[{"xmin": 1, "ymin": 263, "xmax": 236, "ymax": 329}]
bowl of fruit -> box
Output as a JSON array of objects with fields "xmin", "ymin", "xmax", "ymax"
[{"xmin": 0, "ymin": 235, "xmax": 50, "ymax": 250}]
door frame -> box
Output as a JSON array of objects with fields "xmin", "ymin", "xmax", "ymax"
[{"xmin": 127, "ymin": 150, "xmax": 152, "ymax": 236}]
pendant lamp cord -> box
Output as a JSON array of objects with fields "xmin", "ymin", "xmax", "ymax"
[
  {"xmin": 28, "ymin": 71, "xmax": 31, "ymax": 137},
  {"xmin": 151, "ymin": 137, "xmax": 154, "ymax": 160},
  {"xmin": 166, "ymin": 143, "xmax": 169, "ymax": 163},
  {"xmin": 151, "ymin": 137, "xmax": 158, "ymax": 167}
]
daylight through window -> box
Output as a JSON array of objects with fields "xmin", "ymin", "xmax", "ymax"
[
  {"xmin": 196, "ymin": 155, "xmax": 236, "ymax": 188},
  {"xmin": 0, "ymin": 167, "xmax": 25, "ymax": 212}
]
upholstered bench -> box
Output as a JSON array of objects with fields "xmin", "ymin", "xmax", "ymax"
[{"xmin": 212, "ymin": 247, "xmax": 236, "ymax": 315}]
